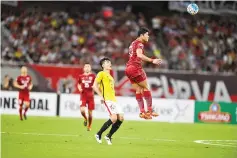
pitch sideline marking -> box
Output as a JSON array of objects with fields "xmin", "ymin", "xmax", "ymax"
[
  {"xmin": 194, "ymin": 140, "xmax": 237, "ymax": 147},
  {"xmin": 1, "ymin": 132, "xmax": 177, "ymax": 142},
  {"xmin": 2, "ymin": 132, "xmax": 236, "ymax": 147}
]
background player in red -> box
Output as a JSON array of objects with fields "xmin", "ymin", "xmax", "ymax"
[
  {"xmin": 78, "ymin": 63, "xmax": 96, "ymax": 131},
  {"xmin": 13, "ymin": 66, "xmax": 33, "ymax": 121},
  {"xmin": 125, "ymin": 27, "xmax": 162, "ymax": 119}
]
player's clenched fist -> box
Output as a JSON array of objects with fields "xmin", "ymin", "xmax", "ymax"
[{"xmin": 152, "ymin": 59, "xmax": 162, "ymax": 65}]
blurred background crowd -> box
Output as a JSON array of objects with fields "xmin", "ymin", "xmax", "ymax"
[
  {"xmin": 1, "ymin": 1, "xmax": 237, "ymax": 72},
  {"xmin": 2, "ymin": 2, "xmax": 237, "ymax": 74}
]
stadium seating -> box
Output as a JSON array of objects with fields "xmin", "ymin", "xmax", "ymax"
[{"xmin": 1, "ymin": 9, "xmax": 237, "ymax": 73}]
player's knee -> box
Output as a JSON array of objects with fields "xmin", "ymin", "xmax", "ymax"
[
  {"xmin": 110, "ymin": 115, "xmax": 117, "ymax": 124},
  {"xmin": 88, "ymin": 110, "xmax": 93, "ymax": 116},
  {"xmin": 143, "ymin": 87, "xmax": 149, "ymax": 91},
  {"xmin": 119, "ymin": 116, "xmax": 124, "ymax": 122},
  {"xmin": 136, "ymin": 87, "xmax": 142, "ymax": 94},
  {"xmin": 80, "ymin": 107, "xmax": 86, "ymax": 112},
  {"xmin": 24, "ymin": 102, "xmax": 30, "ymax": 107}
]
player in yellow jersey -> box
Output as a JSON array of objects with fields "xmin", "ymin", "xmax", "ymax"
[{"xmin": 93, "ymin": 57, "xmax": 124, "ymax": 145}]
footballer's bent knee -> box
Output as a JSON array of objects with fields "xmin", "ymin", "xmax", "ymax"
[
  {"xmin": 119, "ymin": 116, "xmax": 124, "ymax": 121},
  {"xmin": 110, "ymin": 114, "xmax": 118, "ymax": 123},
  {"xmin": 24, "ymin": 102, "xmax": 30, "ymax": 107}
]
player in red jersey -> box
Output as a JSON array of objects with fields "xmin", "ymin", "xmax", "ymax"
[
  {"xmin": 13, "ymin": 66, "xmax": 33, "ymax": 121},
  {"xmin": 78, "ymin": 63, "xmax": 96, "ymax": 131},
  {"xmin": 125, "ymin": 27, "xmax": 162, "ymax": 119}
]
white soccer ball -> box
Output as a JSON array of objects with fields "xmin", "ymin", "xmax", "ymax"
[{"xmin": 187, "ymin": 3, "xmax": 199, "ymax": 15}]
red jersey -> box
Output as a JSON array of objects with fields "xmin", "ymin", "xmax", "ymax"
[
  {"xmin": 78, "ymin": 73, "xmax": 96, "ymax": 98},
  {"xmin": 126, "ymin": 39, "xmax": 145, "ymax": 69},
  {"xmin": 16, "ymin": 75, "xmax": 32, "ymax": 95}
]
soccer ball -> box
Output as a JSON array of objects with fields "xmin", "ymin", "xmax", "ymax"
[{"xmin": 187, "ymin": 3, "xmax": 199, "ymax": 15}]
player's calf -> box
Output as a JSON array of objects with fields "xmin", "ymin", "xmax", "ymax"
[
  {"xmin": 80, "ymin": 106, "xmax": 87, "ymax": 126},
  {"xmin": 96, "ymin": 119, "xmax": 113, "ymax": 137},
  {"xmin": 87, "ymin": 110, "xmax": 93, "ymax": 131},
  {"xmin": 23, "ymin": 101, "xmax": 30, "ymax": 120},
  {"xmin": 18, "ymin": 101, "xmax": 23, "ymax": 121},
  {"xmin": 105, "ymin": 116, "xmax": 124, "ymax": 145}
]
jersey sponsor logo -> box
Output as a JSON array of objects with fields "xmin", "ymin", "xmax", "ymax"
[
  {"xmin": 20, "ymin": 78, "xmax": 30, "ymax": 88},
  {"xmin": 82, "ymin": 80, "xmax": 92, "ymax": 84},
  {"xmin": 82, "ymin": 80, "xmax": 92, "ymax": 88}
]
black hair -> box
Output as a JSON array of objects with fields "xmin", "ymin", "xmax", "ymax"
[
  {"xmin": 138, "ymin": 27, "xmax": 149, "ymax": 37},
  {"xmin": 99, "ymin": 57, "xmax": 111, "ymax": 69}
]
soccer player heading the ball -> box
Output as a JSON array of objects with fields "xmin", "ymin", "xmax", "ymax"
[{"xmin": 125, "ymin": 27, "xmax": 162, "ymax": 119}]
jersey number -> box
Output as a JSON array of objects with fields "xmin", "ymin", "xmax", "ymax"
[{"xmin": 84, "ymin": 83, "xmax": 89, "ymax": 88}]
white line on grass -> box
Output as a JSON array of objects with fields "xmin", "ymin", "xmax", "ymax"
[
  {"xmin": 194, "ymin": 140, "xmax": 237, "ymax": 147},
  {"xmin": 1, "ymin": 132, "xmax": 176, "ymax": 142},
  {"xmin": 3, "ymin": 132, "xmax": 236, "ymax": 147}
]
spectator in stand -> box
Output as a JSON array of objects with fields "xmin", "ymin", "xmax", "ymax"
[
  {"xmin": 1, "ymin": 9, "xmax": 237, "ymax": 73},
  {"xmin": 1, "ymin": 75, "xmax": 14, "ymax": 90}
]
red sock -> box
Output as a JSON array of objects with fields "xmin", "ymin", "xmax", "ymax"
[
  {"xmin": 19, "ymin": 106, "xmax": 23, "ymax": 120},
  {"xmin": 143, "ymin": 91, "xmax": 153, "ymax": 112},
  {"xmin": 88, "ymin": 115, "xmax": 92, "ymax": 128},
  {"xmin": 136, "ymin": 93, "xmax": 145, "ymax": 113},
  {"xmin": 24, "ymin": 107, "xmax": 29, "ymax": 115},
  {"xmin": 81, "ymin": 111, "xmax": 87, "ymax": 121}
]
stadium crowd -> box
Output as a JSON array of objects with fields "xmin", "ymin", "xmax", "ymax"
[{"xmin": 1, "ymin": 9, "xmax": 237, "ymax": 73}]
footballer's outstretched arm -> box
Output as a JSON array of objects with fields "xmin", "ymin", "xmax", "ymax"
[
  {"xmin": 136, "ymin": 48, "xmax": 153, "ymax": 62},
  {"xmin": 136, "ymin": 48, "xmax": 162, "ymax": 65}
]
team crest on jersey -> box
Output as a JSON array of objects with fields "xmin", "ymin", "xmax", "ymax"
[{"xmin": 89, "ymin": 77, "xmax": 93, "ymax": 80}]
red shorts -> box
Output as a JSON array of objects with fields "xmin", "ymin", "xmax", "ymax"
[
  {"xmin": 125, "ymin": 65, "xmax": 147, "ymax": 84},
  {"xmin": 18, "ymin": 93, "xmax": 30, "ymax": 105},
  {"xmin": 80, "ymin": 98, "xmax": 95, "ymax": 110}
]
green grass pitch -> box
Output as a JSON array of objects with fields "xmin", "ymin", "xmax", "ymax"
[{"xmin": 1, "ymin": 115, "xmax": 237, "ymax": 158}]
